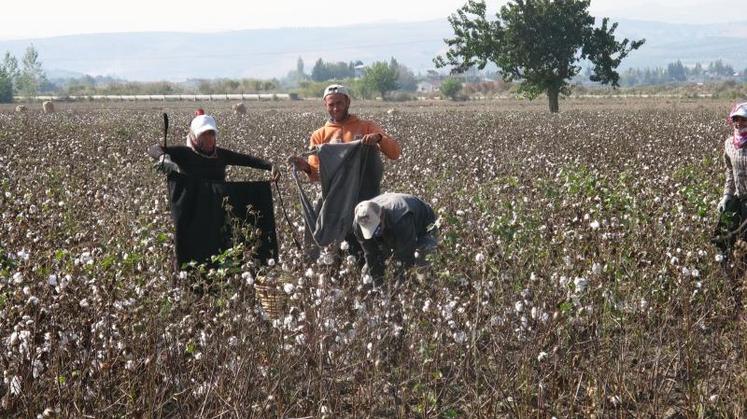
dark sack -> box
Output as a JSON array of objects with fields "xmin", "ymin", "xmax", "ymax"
[
  {"xmin": 167, "ymin": 174, "xmax": 278, "ymax": 268},
  {"xmin": 712, "ymin": 196, "xmax": 747, "ymax": 254},
  {"xmin": 294, "ymin": 142, "xmax": 382, "ymax": 247}
]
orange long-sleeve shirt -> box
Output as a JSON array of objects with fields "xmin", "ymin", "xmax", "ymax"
[{"xmin": 306, "ymin": 114, "xmax": 401, "ymax": 181}]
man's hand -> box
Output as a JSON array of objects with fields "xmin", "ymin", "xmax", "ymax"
[
  {"xmin": 361, "ymin": 133, "xmax": 382, "ymax": 145},
  {"xmin": 154, "ymin": 154, "xmax": 181, "ymax": 175},
  {"xmin": 288, "ymin": 156, "xmax": 312, "ymax": 174},
  {"xmin": 270, "ymin": 165, "xmax": 281, "ymax": 182},
  {"xmin": 718, "ymin": 195, "xmax": 732, "ymax": 212}
]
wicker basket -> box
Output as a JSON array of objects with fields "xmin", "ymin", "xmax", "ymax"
[{"xmin": 254, "ymin": 282, "xmax": 288, "ymax": 319}]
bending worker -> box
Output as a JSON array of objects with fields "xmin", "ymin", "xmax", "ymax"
[{"xmin": 353, "ymin": 193, "xmax": 438, "ymax": 282}]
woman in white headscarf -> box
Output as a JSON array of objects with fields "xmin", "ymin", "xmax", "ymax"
[
  {"xmin": 713, "ymin": 102, "xmax": 747, "ymax": 260},
  {"xmin": 148, "ymin": 113, "xmax": 280, "ymax": 181}
]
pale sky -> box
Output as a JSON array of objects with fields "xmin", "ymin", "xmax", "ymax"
[{"xmin": 0, "ymin": 0, "xmax": 734, "ymax": 41}]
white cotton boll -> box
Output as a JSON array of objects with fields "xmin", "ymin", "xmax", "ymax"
[
  {"xmin": 573, "ymin": 277, "xmax": 588, "ymax": 293},
  {"xmin": 362, "ymin": 274, "xmax": 372, "ymax": 285},
  {"xmin": 22, "ymin": 286, "xmax": 31, "ymax": 296},
  {"xmin": 319, "ymin": 252, "xmax": 335, "ymax": 265},
  {"xmin": 242, "ymin": 271, "xmax": 254, "ymax": 285},
  {"xmin": 589, "ymin": 220, "xmax": 600, "ymax": 230},
  {"xmin": 283, "ymin": 283, "xmax": 295, "ymax": 294},
  {"xmin": 715, "ymin": 254, "xmax": 724, "ymax": 262},
  {"xmin": 591, "ymin": 262, "xmax": 602, "ymax": 275},
  {"xmin": 453, "ymin": 331, "xmax": 467, "ymax": 344},
  {"xmin": 563, "ymin": 255, "xmax": 572, "ymax": 267},
  {"xmin": 305, "ymin": 268, "xmax": 314, "ymax": 278},
  {"xmin": 353, "ymin": 299, "xmax": 363, "ymax": 310},
  {"xmin": 422, "ymin": 299, "xmax": 431, "ymax": 313},
  {"xmin": 339, "ymin": 241, "xmax": 350, "ymax": 251},
  {"xmin": 178, "ymin": 271, "xmax": 188, "ymax": 280},
  {"xmin": 267, "ymin": 258, "xmax": 276, "ymax": 267},
  {"xmin": 640, "ymin": 298, "xmax": 649, "ymax": 310},
  {"xmin": 475, "ymin": 253, "xmax": 486, "ymax": 263},
  {"xmin": 47, "ymin": 275, "xmax": 57, "ymax": 287},
  {"xmin": 691, "ymin": 269, "xmax": 700, "ymax": 278},
  {"xmin": 514, "ymin": 301, "xmax": 524, "ymax": 313},
  {"xmin": 12, "ymin": 272, "xmax": 23, "ymax": 284},
  {"xmin": 79, "ymin": 299, "xmax": 90, "ymax": 308},
  {"xmin": 681, "ymin": 267, "xmax": 690, "ymax": 277},
  {"xmin": 537, "ymin": 351, "xmax": 548, "ymax": 362},
  {"xmin": 9, "ymin": 375, "xmax": 22, "ymax": 395},
  {"xmin": 17, "ymin": 250, "xmax": 30, "ymax": 261}
]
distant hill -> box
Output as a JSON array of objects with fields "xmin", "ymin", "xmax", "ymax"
[{"xmin": 0, "ymin": 18, "xmax": 745, "ymax": 81}]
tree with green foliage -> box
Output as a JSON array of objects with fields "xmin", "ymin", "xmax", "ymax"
[
  {"xmin": 434, "ymin": 0, "xmax": 644, "ymax": 112},
  {"xmin": 0, "ymin": 68, "xmax": 13, "ymax": 103},
  {"xmin": 310, "ymin": 58, "xmax": 357, "ymax": 82},
  {"xmin": 667, "ymin": 60, "xmax": 687, "ymax": 82},
  {"xmin": 362, "ymin": 61, "xmax": 398, "ymax": 100},
  {"xmin": 389, "ymin": 57, "xmax": 417, "ymax": 92},
  {"xmin": 439, "ymin": 77, "xmax": 463, "ymax": 100},
  {"xmin": 2, "ymin": 52, "xmax": 19, "ymax": 93},
  {"xmin": 311, "ymin": 58, "xmax": 330, "ymax": 82},
  {"xmin": 17, "ymin": 44, "xmax": 47, "ymax": 97}
]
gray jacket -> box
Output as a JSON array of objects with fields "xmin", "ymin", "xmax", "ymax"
[{"xmin": 353, "ymin": 193, "xmax": 436, "ymax": 278}]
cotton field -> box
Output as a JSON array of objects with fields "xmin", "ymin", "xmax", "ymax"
[{"xmin": 0, "ymin": 98, "xmax": 745, "ymax": 416}]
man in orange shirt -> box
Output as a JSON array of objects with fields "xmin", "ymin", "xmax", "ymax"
[
  {"xmin": 290, "ymin": 84, "xmax": 401, "ymax": 261},
  {"xmin": 291, "ymin": 84, "xmax": 401, "ymax": 181}
]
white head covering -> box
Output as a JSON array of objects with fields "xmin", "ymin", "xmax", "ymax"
[{"xmin": 354, "ymin": 200, "xmax": 382, "ymax": 239}]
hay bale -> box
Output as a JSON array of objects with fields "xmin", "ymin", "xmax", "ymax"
[
  {"xmin": 232, "ymin": 102, "xmax": 247, "ymax": 115},
  {"xmin": 42, "ymin": 101, "xmax": 55, "ymax": 113},
  {"xmin": 15, "ymin": 105, "xmax": 27, "ymax": 113}
]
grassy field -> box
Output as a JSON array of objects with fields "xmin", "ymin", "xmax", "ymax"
[{"xmin": 1, "ymin": 98, "xmax": 745, "ymax": 416}]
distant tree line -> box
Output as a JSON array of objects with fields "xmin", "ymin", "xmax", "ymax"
[
  {"xmin": 8, "ymin": 44, "xmax": 747, "ymax": 104},
  {"xmin": 284, "ymin": 57, "xmax": 419, "ymax": 100},
  {"xmin": 12, "ymin": 73, "xmax": 280, "ymax": 97},
  {"xmin": 0, "ymin": 45, "xmax": 49, "ymax": 103},
  {"xmin": 619, "ymin": 59, "xmax": 744, "ymax": 86}
]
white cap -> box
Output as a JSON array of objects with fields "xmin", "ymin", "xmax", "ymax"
[
  {"xmin": 190, "ymin": 115, "xmax": 218, "ymax": 137},
  {"xmin": 730, "ymin": 102, "xmax": 747, "ymax": 119},
  {"xmin": 355, "ymin": 200, "xmax": 381, "ymax": 239},
  {"xmin": 323, "ymin": 84, "xmax": 350, "ymax": 100}
]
